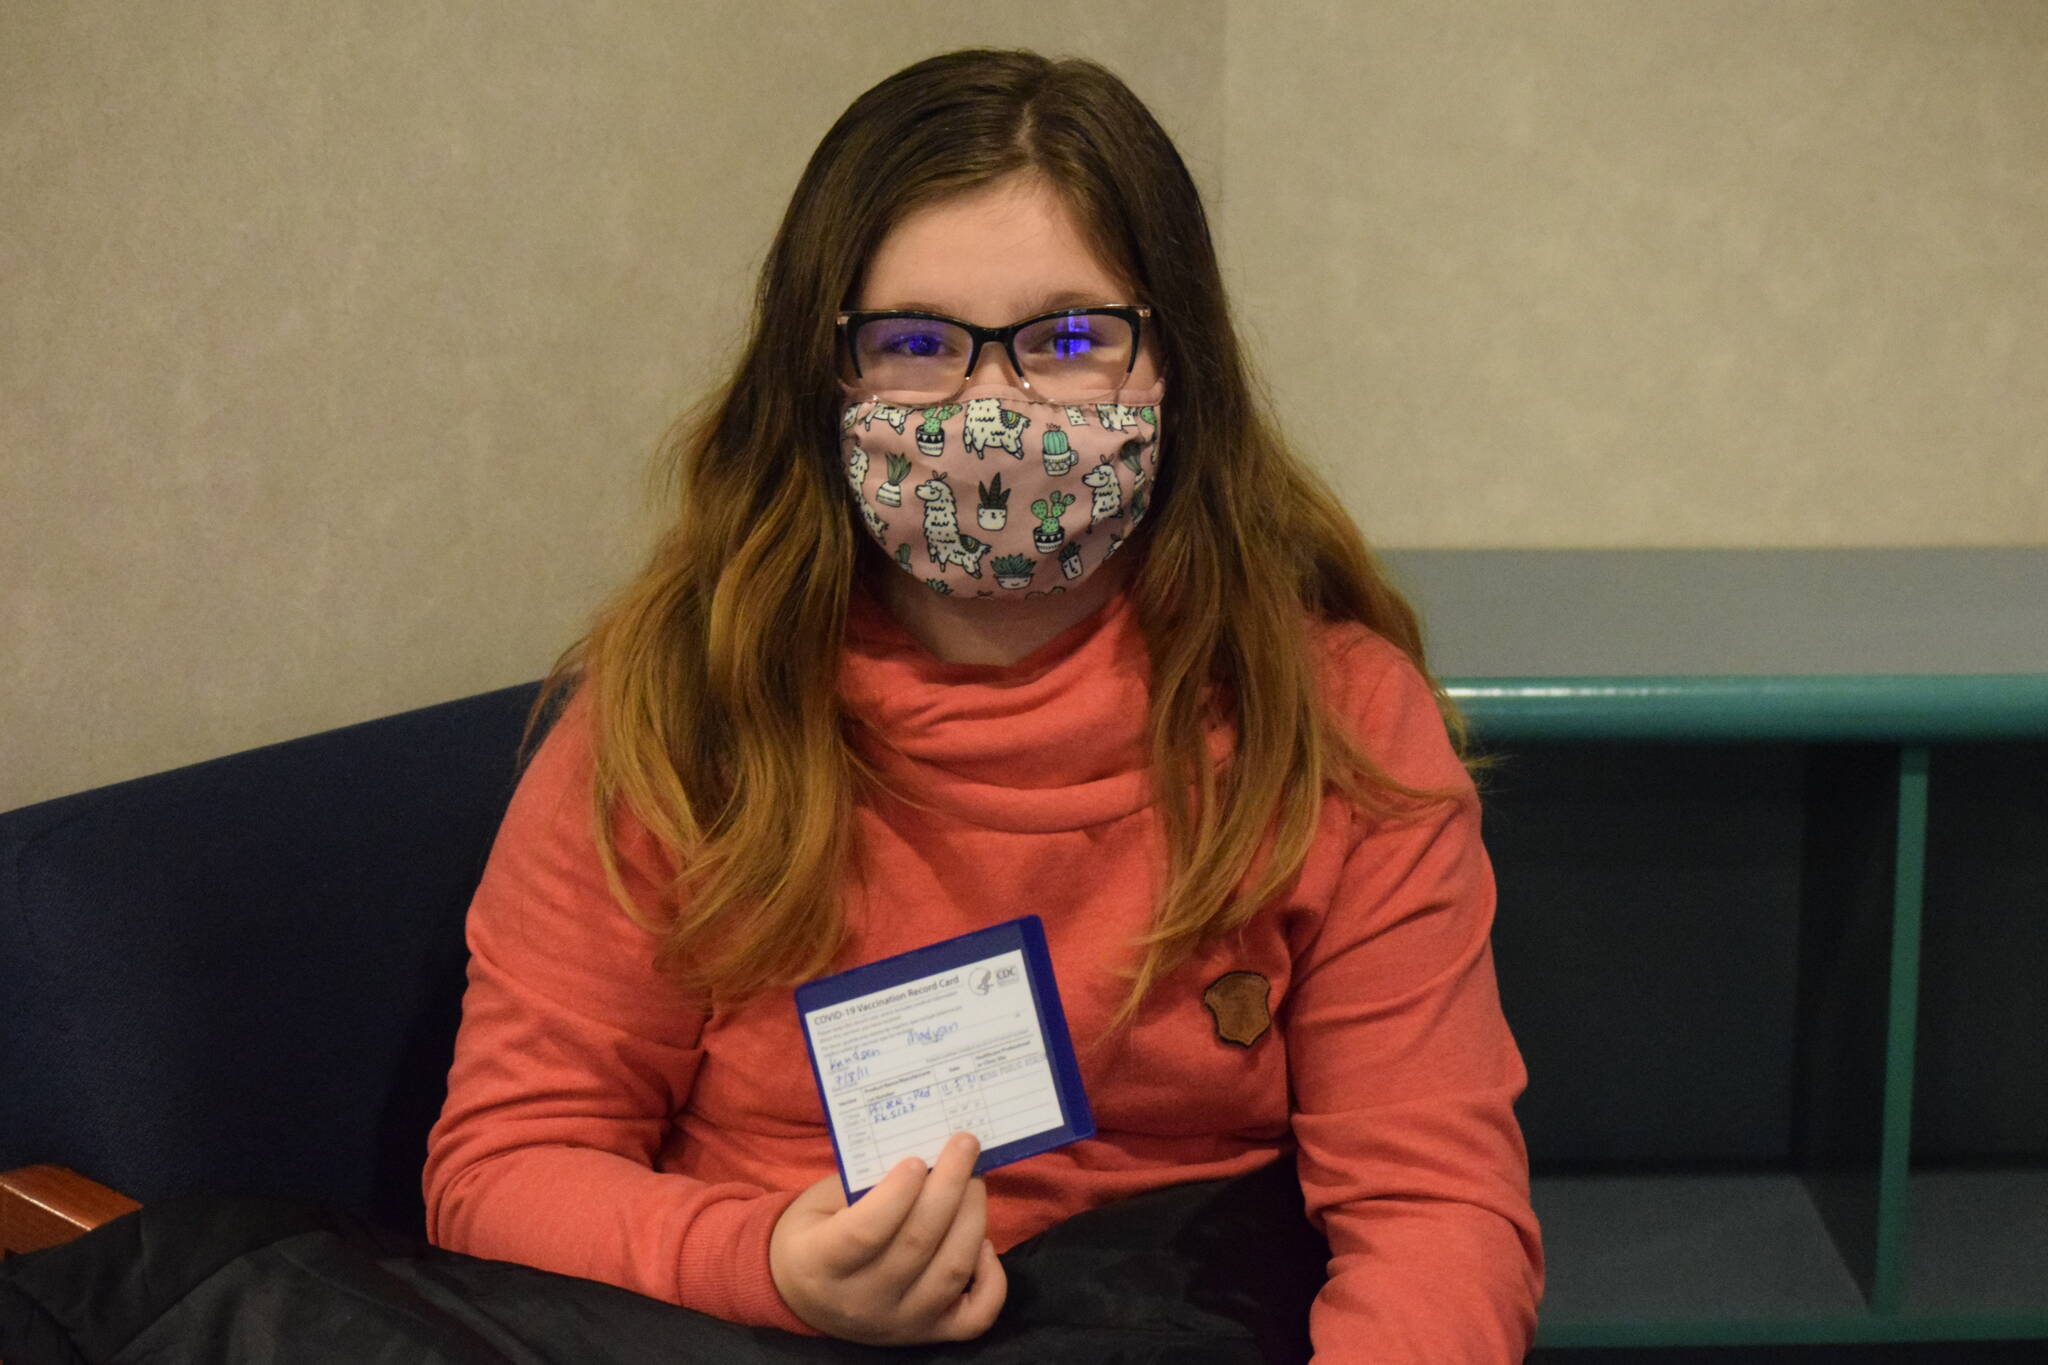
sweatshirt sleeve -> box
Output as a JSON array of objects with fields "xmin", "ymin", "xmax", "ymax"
[
  {"xmin": 1286, "ymin": 638, "xmax": 1545, "ymax": 1363},
  {"xmin": 420, "ymin": 688, "xmax": 813, "ymax": 1334}
]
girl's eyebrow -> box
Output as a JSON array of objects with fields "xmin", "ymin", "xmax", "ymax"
[{"xmin": 872, "ymin": 290, "xmax": 1116, "ymax": 319}]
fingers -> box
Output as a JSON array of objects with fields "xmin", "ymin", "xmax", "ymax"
[
  {"xmin": 901, "ymin": 1173, "xmax": 988, "ymax": 1319},
  {"xmin": 791, "ymin": 1132, "xmax": 999, "ymax": 1345},
  {"xmin": 819, "ymin": 1155, "xmax": 927, "ymax": 1276},
  {"xmin": 882, "ymin": 1132, "xmax": 980, "ymax": 1281},
  {"xmin": 927, "ymin": 1236, "xmax": 1008, "ymax": 1342}
]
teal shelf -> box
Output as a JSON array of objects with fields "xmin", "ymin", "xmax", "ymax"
[
  {"xmin": 1468, "ymin": 675, "xmax": 2048, "ymax": 1351},
  {"xmin": 1446, "ymin": 674, "xmax": 2048, "ymax": 743}
]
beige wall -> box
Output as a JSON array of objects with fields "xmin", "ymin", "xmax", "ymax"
[
  {"xmin": 1219, "ymin": 0, "xmax": 2048, "ymax": 548},
  {"xmin": 5, "ymin": 1, "xmax": 2043, "ymax": 809}
]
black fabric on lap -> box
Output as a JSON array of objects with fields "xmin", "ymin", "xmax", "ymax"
[{"xmin": 0, "ymin": 1157, "xmax": 1327, "ymax": 1364}]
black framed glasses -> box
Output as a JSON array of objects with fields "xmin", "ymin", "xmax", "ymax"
[{"xmin": 836, "ymin": 304, "xmax": 1153, "ymax": 405}]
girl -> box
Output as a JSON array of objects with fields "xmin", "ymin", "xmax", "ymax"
[{"xmin": 423, "ymin": 47, "xmax": 1543, "ymax": 1362}]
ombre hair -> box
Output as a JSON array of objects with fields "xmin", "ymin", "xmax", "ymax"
[{"xmin": 524, "ymin": 48, "xmax": 1474, "ymax": 1025}]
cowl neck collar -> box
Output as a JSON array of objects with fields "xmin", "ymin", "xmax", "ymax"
[{"xmin": 837, "ymin": 578, "xmax": 1158, "ymax": 832}]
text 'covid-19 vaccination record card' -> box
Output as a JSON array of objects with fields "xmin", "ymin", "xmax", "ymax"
[{"xmin": 795, "ymin": 915, "xmax": 1094, "ymax": 1202}]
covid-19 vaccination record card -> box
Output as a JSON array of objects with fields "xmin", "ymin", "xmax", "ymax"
[{"xmin": 795, "ymin": 915, "xmax": 1094, "ymax": 1202}]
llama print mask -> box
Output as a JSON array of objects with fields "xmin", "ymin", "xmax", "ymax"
[{"xmin": 838, "ymin": 381, "xmax": 1165, "ymax": 601}]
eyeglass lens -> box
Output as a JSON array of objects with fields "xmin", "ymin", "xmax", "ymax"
[{"xmin": 847, "ymin": 312, "xmax": 1137, "ymax": 404}]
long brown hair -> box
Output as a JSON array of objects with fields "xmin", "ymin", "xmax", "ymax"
[{"xmin": 525, "ymin": 49, "xmax": 1473, "ymax": 1024}]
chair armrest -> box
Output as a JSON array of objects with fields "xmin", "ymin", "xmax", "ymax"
[{"xmin": 0, "ymin": 1165, "xmax": 140, "ymax": 1254}]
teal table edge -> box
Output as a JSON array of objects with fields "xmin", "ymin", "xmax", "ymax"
[{"xmin": 1445, "ymin": 674, "xmax": 2048, "ymax": 742}]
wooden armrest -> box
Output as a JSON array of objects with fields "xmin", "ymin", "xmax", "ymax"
[{"xmin": 0, "ymin": 1165, "xmax": 142, "ymax": 1255}]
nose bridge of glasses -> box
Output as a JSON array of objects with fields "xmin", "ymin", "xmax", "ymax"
[{"xmin": 965, "ymin": 326, "xmax": 1026, "ymax": 386}]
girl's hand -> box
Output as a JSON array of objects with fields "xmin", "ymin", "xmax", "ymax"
[{"xmin": 768, "ymin": 1131, "xmax": 1007, "ymax": 1344}]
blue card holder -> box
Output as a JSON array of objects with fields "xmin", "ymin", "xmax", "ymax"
[{"xmin": 795, "ymin": 915, "xmax": 1095, "ymax": 1202}]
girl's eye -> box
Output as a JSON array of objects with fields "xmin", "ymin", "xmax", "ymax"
[
  {"xmin": 1040, "ymin": 328, "xmax": 1100, "ymax": 359},
  {"xmin": 883, "ymin": 332, "xmax": 950, "ymax": 358}
]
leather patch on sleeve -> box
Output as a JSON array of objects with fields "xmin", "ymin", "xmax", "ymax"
[{"xmin": 1201, "ymin": 970, "xmax": 1272, "ymax": 1047}]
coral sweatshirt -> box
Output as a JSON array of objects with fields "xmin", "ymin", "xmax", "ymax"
[{"xmin": 422, "ymin": 580, "xmax": 1544, "ymax": 1362}]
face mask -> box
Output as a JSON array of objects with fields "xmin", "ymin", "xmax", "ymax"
[{"xmin": 838, "ymin": 380, "xmax": 1164, "ymax": 600}]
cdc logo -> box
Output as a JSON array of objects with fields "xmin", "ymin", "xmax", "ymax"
[{"xmin": 969, "ymin": 964, "xmax": 1021, "ymax": 996}]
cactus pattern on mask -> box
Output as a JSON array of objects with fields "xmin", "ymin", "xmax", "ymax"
[{"xmin": 840, "ymin": 382, "xmax": 1163, "ymax": 599}]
